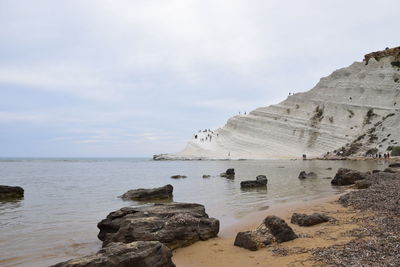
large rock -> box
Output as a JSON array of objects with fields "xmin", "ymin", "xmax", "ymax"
[
  {"xmin": 234, "ymin": 215, "xmax": 297, "ymax": 251},
  {"xmin": 170, "ymin": 175, "xmax": 187, "ymax": 179},
  {"xmin": 331, "ymin": 168, "xmax": 369, "ymax": 186},
  {"xmin": 240, "ymin": 175, "xmax": 268, "ymax": 188},
  {"xmin": 298, "ymin": 171, "xmax": 317, "ymax": 179},
  {"xmin": 120, "ymin": 185, "xmax": 173, "ymax": 201},
  {"xmin": 290, "ymin": 213, "xmax": 330, "ymax": 226},
  {"xmin": 51, "ymin": 241, "xmax": 175, "ymax": 267},
  {"xmin": 97, "ymin": 202, "xmax": 219, "ymax": 249},
  {"xmin": 0, "ymin": 185, "xmax": 24, "ymax": 200}
]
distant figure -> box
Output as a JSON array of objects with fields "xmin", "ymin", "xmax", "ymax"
[
  {"xmin": 302, "ymin": 154, "xmax": 307, "ymax": 160},
  {"xmin": 228, "ymin": 152, "xmax": 230, "ymax": 157},
  {"xmin": 289, "ymin": 92, "xmax": 291, "ymax": 96},
  {"xmin": 244, "ymin": 111, "xmax": 247, "ymax": 115},
  {"xmin": 378, "ymin": 154, "xmax": 382, "ymax": 158},
  {"xmin": 194, "ymin": 135, "xmax": 197, "ymax": 139}
]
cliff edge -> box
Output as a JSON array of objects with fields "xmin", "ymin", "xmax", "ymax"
[{"xmin": 155, "ymin": 47, "xmax": 400, "ymax": 160}]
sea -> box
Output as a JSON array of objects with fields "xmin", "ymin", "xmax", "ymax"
[{"xmin": 0, "ymin": 158, "xmax": 389, "ymax": 266}]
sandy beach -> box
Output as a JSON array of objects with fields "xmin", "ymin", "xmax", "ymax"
[{"xmin": 172, "ymin": 193, "xmax": 368, "ymax": 267}]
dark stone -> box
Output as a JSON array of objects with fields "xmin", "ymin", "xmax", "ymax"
[
  {"xmin": 120, "ymin": 185, "xmax": 173, "ymax": 201},
  {"xmin": 51, "ymin": 241, "xmax": 175, "ymax": 267},
  {"xmin": 263, "ymin": 216, "xmax": 298, "ymax": 243},
  {"xmin": 326, "ymin": 167, "xmax": 332, "ymax": 170},
  {"xmin": 290, "ymin": 213, "xmax": 330, "ymax": 226},
  {"xmin": 0, "ymin": 185, "xmax": 24, "ymax": 200},
  {"xmin": 234, "ymin": 230, "xmax": 272, "ymax": 251},
  {"xmin": 298, "ymin": 171, "xmax": 317, "ymax": 179},
  {"xmin": 170, "ymin": 175, "xmax": 187, "ymax": 179},
  {"xmin": 384, "ymin": 168, "xmax": 398, "ymax": 173},
  {"xmin": 220, "ymin": 168, "xmax": 235, "ymax": 178},
  {"xmin": 97, "ymin": 202, "xmax": 219, "ymax": 249},
  {"xmin": 226, "ymin": 168, "xmax": 235, "ymax": 175},
  {"xmin": 388, "ymin": 162, "xmax": 400, "ymax": 168},
  {"xmin": 202, "ymin": 175, "xmax": 211, "ymax": 178},
  {"xmin": 331, "ymin": 168, "xmax": 369, "ymax": 186},
  {"xmin": 354, "ymin": 180, "xmax": 372, "ymax": 189},
  {"xmin": 372, "ymin": 170, "xmax": 381, "ymax": 173},
  {"xmin": 240, "ymin": 175, "xmax": 268, "ymax": 188}
]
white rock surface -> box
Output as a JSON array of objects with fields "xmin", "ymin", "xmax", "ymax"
[{"xmin": 160, "ymin": 53, "xmax": 400, "ymax": 160}]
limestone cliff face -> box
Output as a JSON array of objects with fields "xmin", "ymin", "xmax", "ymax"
[{"xmin": 159, "ymin": 48, "xmax": 400, "ymax": 160}]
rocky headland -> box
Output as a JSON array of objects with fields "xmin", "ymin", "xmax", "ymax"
[{"xmin": 156, "ymin": 46, "xmax": 400, "ymax": 160}]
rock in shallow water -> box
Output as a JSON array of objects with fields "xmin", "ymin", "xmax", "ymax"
[
  {"xmin": 331, "ymin": 168, "xmax": 369, "ymax": 186},
  {"xmin": 290, "ymin": 213, "xmax": 330, "ymax": 226},
  {"xmin": 120, "ymin": 185, "xmax": 173, "ymax": 201},
  {"xmin": 240, "ymin": 175, "xmax": 268, "ymax": 188},
  {"xmin": 220, "ymin": 168, "xmax": 235, "ymax": 178},
  {"xmin": 170, "ymin": 175, "xmax": 187, "ymax": 179},
  {"xmin": 97, "ymin": 202, "xmax": 219, "ymax": 249},
  {"xmin": 298, "ymin": 171, "xmax": 317, "ymax": 179},
  {"xmin": 234, "ymin": 215, "xmax": 297, "ymax": 251},
  {"xmin": 51, "ymin": 241, "xmax": 175, "ymax": 267},
  {"xmin": 0, "ymin": 185, "xmax": 24, "ymax": 200}
]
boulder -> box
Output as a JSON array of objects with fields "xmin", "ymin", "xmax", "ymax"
[
  {"xmin": 298, "ymin": 171, "xmax": 317, "ymax": 179},
  {"xmin": 331, "ymin": 168, "xmax": 369, "ymax": 186},
  {"xmin": 290, "ymin": 213, "xmax": 330, "ymax": 226},
  {"xmin": 263, "ymin": 216, "xmax": 298, "ymax": 243},
  {"xmin": 388, "ymin": 162, "xmax": 400, "ymax": 168},
  {"xmin": 234, "ymin": 216, "xmax": 297, "ymax": 251},
  {"xmin": 354, "ymin": 180, "xmax": 372, "ymax": 189},
  {"xmin": 202, "ymin": 175, "xmax": 211, "ymax": 178},
  {"xmin": 120, "ymin": 185, "xmax": 173, "ymax": 201},
  {"xmin": 97, "ymin": 202, "xmax": 219, "ymax": 249},
  {"xmin": 170, "ymin": 175, "xmax": 187, "ymax": 179},
  {"xmin": 51, "ymin": 241, "xmax": 175, "ymax": 267},
  {"xmin": 240, "ymin": 175, "xmax": 268, "ymax": 188},
  {"xmin": 0, "ymin": 185, "xmax": 24, "ymax": 200}
]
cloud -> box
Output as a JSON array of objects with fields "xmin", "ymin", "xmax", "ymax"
[{"xmin": 0, "ymin": 0, "xmax": 399, "ymax": 156}]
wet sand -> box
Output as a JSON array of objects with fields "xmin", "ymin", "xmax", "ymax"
[{"xmin": 173, "ymin": 194, "xmax": 367, "ymax": 267}]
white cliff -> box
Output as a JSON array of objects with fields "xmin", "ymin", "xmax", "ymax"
[{"xmin": 157, "ymin": 47, "xmax": 400, "ymax": 160}]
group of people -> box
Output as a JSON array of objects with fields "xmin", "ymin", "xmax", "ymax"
[
  {"xmin": 372, "ymin": 153, "xmax": 391, "ymax": 159},
  {"xmin": 194, "ymin": 129, "xmax": 218, "ymax": 143}
]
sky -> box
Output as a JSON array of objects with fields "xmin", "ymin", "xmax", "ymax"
[{"xmin": 0, "ymin": 0, "xmax": 399, "ymax": 157}]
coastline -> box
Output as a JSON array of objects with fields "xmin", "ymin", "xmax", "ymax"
[{"xmin": 173, "ymin": 193, "xmax": 364, "ymax": 267}]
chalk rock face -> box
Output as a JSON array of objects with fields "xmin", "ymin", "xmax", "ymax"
[
  {"xmin": 0, "ymin": 185, "xmax": 24, "ymax": 200},
  {"xmin": 97, "ymin": 203, "xmax": 219, "ymax": 249},
  {"xmin": 120, "ymin": 185, "xmax": 173, "ymax": 201},
  {"xmin": 234, "ymin": 215, "xmax": 297, "ymax": 251},
  {"xmin": 51, "ymin": 241, "xmax": 175, "ymax": 267},
  {"xmin": 161, "ymin": 47, "xmax": 400, "ymax": 159}
]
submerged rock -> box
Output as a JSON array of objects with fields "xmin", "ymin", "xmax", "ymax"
[
  {"xmin": 220, "ymin": 168, "xmax": 235, "ymax": 178},
  {"xmin": 120, "ymin": 185, "xmax": 173, "ymax": 201},
  {"xmin": 290, "ymin": 213, "xmax": 330, "ymax": 226},
  {"xmin": 234, "ymin": 215, "xmax": 297, "ymax": 251},
  {"xmin": 170, "ymin": 175, "xmax": 187, "ymax": 179},
  {"xmin": 331, "ymin": 168, "xmax": 369, "ymax": 186},
  {"xmin": 240, "ymin": 175, "xmax": 268, "ymax": 188},
  {"xmin": 0, "ymin": 185, "xmax": 24, "ymax": 200},
  {"xmin": 298, "ymin": 171, "xmax": 317, "ymax": 179},
  {"xmin": 97, "ymin": 202, "xmax": 219, "ymax": 249},
  {"xmin": 51, "ymin": 241, "xmax": 175, "ymax": 267},
  {"xmin": 202, "ymin": 175, "xmax": 211, "ymax": 178}
]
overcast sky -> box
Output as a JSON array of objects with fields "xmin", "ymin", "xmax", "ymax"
[{"xmin": 0, "ymin": 0, "xmax": 399, "ymax": 157}]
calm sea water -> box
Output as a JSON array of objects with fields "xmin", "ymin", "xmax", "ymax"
[{"xmin": 0, "ymin": 158, "xmax": 388, "ymax": 266}]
